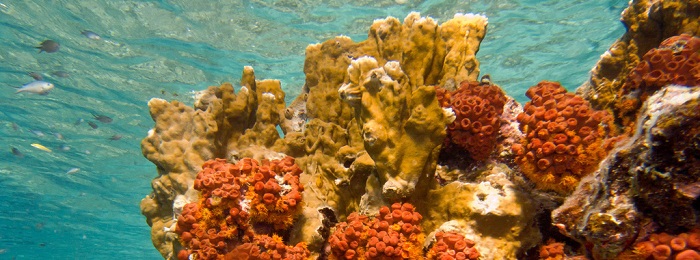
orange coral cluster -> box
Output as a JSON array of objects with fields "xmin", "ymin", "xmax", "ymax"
[
  {"xmin": 627, "ymin": 230, "xmax": 700, "ymax": 260},
  {"xmin": 617, "ymin": 34, "xmax": 700, "ymax": 124},
  {"xmin": 175, "ymin": 157, "xmax": 307, "ymax": 260},
  {"xmin": 224, "ymin": 234, "xmax": 311, "ymax": 260},
  {"xmin": 436, "ymin": 80, "xmax": 507, "ymax": 161},
  {"xmin": 328, "ymin": 203, "xmax": 426, "ymax": 260},
  {"xmin": 538, "ymin": 239, "xmax": 566, "ymax": 260},
  {"xmin": 512, "ymin": 81, "xmax": 615, "ymax": 194},
  {"xmin": 426, "ymin": 231, "xmax": 480, "ymax": 260},
  {"xmin": 244, "ymin": 156, "xmax": 305, "ymax": 230}
]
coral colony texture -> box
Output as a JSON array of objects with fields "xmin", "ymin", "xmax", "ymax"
[
  {"xmin": 140, "ymin": 1, "xmax": 700, "ymax": 259},
  {"xmin": 513, "ymin": 81, "xmax": 617, "ymax": 194},
  {"xmin": 435, "ymin": 80, "xmax": 508, "ymax": 161}
]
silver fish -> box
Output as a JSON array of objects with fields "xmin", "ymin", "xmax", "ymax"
[
  {"xmin": 66, "ymin": 168, "xmax": 80, "ymax": 174},
  {"xmin": 81, "ymin": 30, "xmax": 101, "ymax": 40},
  {"xmin": 29, "ymin": 130, "xmax": 45, "ymax": 137},
  {"xmin": 15, "ymin": 81, "xmax": 54, "ymax": 95}
]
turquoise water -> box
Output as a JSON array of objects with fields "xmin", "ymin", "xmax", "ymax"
[{"xmin": 0, "ymin": 0, "xmax": 625, "ymax": 259}]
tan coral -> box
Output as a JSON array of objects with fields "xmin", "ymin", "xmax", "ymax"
[{"xmin": 339, "ymin": 57, "xmax": 449, "ymax": 201}]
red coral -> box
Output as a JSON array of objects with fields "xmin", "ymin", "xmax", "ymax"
[
  {"xmin": 426, "ymin": 231, "xmax": 480, "ymax": 260},
  {"xmin": 537, "ymin": 239, "xmax": 566, "ymax": 260},
  {"xmin": 436, "ymin": 80, "xmax": 507, "ymax": 161},
  {"xmin": 617, "ymin": 34, "xmax": 700, "ymax": 125},
  {"xmin": 224, "ymin": 234, "xmax": 310, "ymax": 260},
  {"xmin": 513, "ymin": 81, "xmax": 616, "ymax": 194},
  {"xmin": 175, "ymin": 157, "xmax": 305, "ymax": 260},
  {"xmin": 627, "ymin": 229, "xmax": 700, "ymax": 260},
  {"xmin": 328, "ymin": 203, "xmax": 425, "ymax": 260},
  {"xmin": 245, "ymin": 157, "xmax": 305, "ymax": 230}
]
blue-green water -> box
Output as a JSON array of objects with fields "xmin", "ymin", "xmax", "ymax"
[{"xmin": 0, "ymin": 0, "xmax": 625, "ymax": 259}]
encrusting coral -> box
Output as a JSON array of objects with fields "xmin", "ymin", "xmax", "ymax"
[
  {"xmin": 435, "ymin": 79, "xmax": 508, "ymax": 161},
  {"xmin": 616, "ymin": 33, "xmax": 700, "ymax": 126},
  {"xmin": 512, "ymin": 81, "xmax": 617, "ymax": 194},
  {"xmin": 174, "ymin": 157, "xmax": 307, "ymax": 260},
  {"xmin": 426, "ymin": 231, "xmax": 480, "ymax": 260},
  {"xmin": 223, "ymin": 234, "xmax": 311, "ymax": 260},
  {"xmin": 327, "ymin": 203, "xmax": 430, "ymax": 260}
]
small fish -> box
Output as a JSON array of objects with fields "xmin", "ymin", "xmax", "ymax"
[
  {"xmin": 59, "ymin": 144, "xmax": 71, "ymax": 151},
  {"xmin": 15, "ymin": 81, "xmax": 54, "ymax": 95},
  {"xmin": 28, "ymin": 72, "xmax": 43, "ymax": 80},
  {"xmin": 53, "ymin": 132, "xmax": 64, "ymax": 140},
  {"xmin": 11, "ymin": 147, "xmax": 24, "ymax": 158},
  {"xmin": 31, "ymin": 143, "xmax": 52, "ymax": 152},
  {"xmin": 81, "ymin": 30, "xmax": 101, "ymax": 40},
  {"xmin": 66, "ymin": 168, "xmax": 80, "ymax": 174},
  {"xmin": 51, "ymin": 71, "xmax": 70, "ymax": 78},
  {"xmin": 88, "ymin": 121, "xmax": 98, "ymax": 129},
  {"xmin": 30, "ymin": 130, "xmax": 45, "ymax": 137},
  {"xmin": 109, "ymin": 134, "xmax": 122, "ymax": 141},
  {"xmin": 84, "ymin": 149, "xmax": 91, "ymax": 155},
  {"xmin": 36, "ymin": 40, "xmax": 60, "ymax": 53},
  {"xmin": 74, "ymin": 118, "xmax": 84, "ymax": 125},
  {"xmin": 92, "ymin": 113, "xmax": 112, "ymax": 123},
  {"xmin": 480, "ymin": 74, "xmax": 492, "ymax": 85},
  {"xmin": 11, "ymin": 122, "xmax": 19, "ymax": 131}
]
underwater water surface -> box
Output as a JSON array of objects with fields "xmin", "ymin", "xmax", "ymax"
[{"xmin": 0, "ymin": 0, "xmax": 626, "ymax": 258}]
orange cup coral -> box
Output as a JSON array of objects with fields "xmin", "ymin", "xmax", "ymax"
[
  {"xmin": 513, "ymin": 81, "xmax": 616, "ymax": 194},
  {"xmin": 328, "ymin": 203, "xmax": 426, "ymax": 260},
  {"xmin": 436, "ymin": 80, "xmax": 507, "ymax": 161},
  {"xmin": 175, "ymin": 157, "xmax": 306, "ymax": 260}
]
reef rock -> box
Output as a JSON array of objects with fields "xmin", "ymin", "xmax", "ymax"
[
  {"xmin": 577, "ymin": 0, "xmax": 700, "ymax": 112},
  {"xmin": 420, "ymin": 164, "xmax": 541, "ymax": 260},
  {"xmin": 552, "ymin": 85, "xmax": 700, "ymax": 259}
]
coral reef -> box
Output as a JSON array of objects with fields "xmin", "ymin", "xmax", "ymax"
[
  {"xmin": 577, "ymin": 0, "xmax": 700, "ymax": 112},
  {"xmin": 616, "ymin": 33, "xmax": 700, "ymax": 125},
  {"xmin": 436, "ymin": 79, "xmax": 508, "ymax": 161},
  {"xmin": 512, "ymin": 81, "xmax": 616, "ymax": 194},
  {"xmin": 141, "ymin": 12, "xmax": 492, "ymax": 259},
  {"xmin": 426, "ymin": 231, "xmax": 480, "ymax": 260},
  {"xmin": 174, "ymin": 157, "xmax": 306, "ymax": 259},
  {"xmin": 139, "ymin": 2, "xmax": 700, "ymax": 259},
  {"xmin": 328, "ymin": 203, "xmax": 425, "ymax": 259},
  {"xmin": 552, "ymin": 85, "xmax": 700, "ymax": 259}
]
